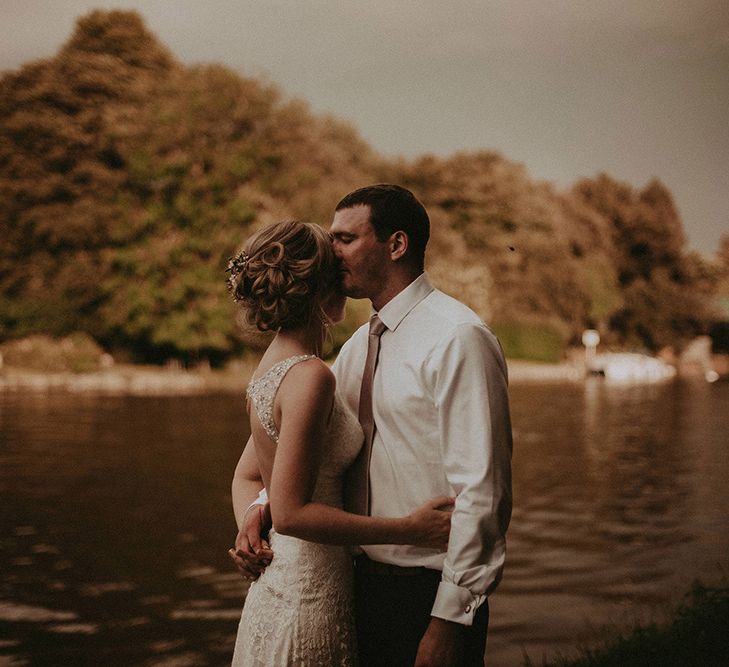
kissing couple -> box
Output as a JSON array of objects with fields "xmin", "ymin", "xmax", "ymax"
[{"xmin": 227, "ymin": 184, "xmax": 512, "ymax": 666}]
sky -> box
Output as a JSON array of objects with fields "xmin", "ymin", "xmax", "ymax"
[{"xmin": 1, "ymin": 1, "xmax": 728, "ymax": 255}]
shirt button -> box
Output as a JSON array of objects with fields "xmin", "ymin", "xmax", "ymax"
[{"xmin": 465, "ymin": 604, "xmax": 472, "ymax": 613}]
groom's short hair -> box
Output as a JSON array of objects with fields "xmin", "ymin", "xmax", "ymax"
[{"xmin": 335, "ymin": 184, "xmax": 430, "ymax": 266}]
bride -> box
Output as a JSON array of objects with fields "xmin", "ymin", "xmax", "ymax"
[{"xmin": 226, "ymin": 221, "xmax": 452, "ymax": 666}]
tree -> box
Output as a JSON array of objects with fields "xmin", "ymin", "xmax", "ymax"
[
  {"xmin": 0, "ymin": 10, "xmax": 174, "ymax": 341},
  {"xmin": 573, "ymin": 175, "xmax": 714, "ymax": 350}
]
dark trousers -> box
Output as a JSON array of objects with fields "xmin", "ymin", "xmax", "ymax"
[{"xmin": 354, "ymin": 557, "xmax": 489, "ymax": 666}]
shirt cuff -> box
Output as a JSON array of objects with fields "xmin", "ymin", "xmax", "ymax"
[
  {"xmin": 246, "ymin": 488, "xmax": 268, "ymax": 512},
  {"xmin": 430, "ymin": 581, "xmax": 486, "ymax": 626}
]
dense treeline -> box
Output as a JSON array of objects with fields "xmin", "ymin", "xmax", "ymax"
[{"xmin": 0, "ymin": 11, "xmax": 724, "ymax": 364}]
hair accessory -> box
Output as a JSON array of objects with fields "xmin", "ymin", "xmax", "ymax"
[{"xmin": 226, "ymin": 251, "xmax": 249, "ymax": 301}]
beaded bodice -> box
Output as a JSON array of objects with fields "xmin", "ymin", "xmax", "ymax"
[
  {"xmin": 246, "ymin": 354, "xmax": 317, "ymax": 443},
  {"xmin": 245, "ymin": 353, "xmax": 363, "ymax": 508}
]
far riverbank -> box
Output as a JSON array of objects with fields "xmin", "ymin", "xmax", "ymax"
[{"xmin": 0, "ymin": 358, "xmax": 584, "ymax": 395}]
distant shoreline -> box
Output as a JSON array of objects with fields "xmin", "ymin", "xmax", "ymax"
[
  {"xmin": 0, "ymin": 358, "xmax": 583, "ymax": 395},
  {"xmin": 0, "ymin": 362, "xmax": 254, "ymax": 395}
]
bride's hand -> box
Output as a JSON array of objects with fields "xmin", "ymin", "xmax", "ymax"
[
  {"xmin": 405, "ymin": 495, "xmax": 454, "ymax": 550},
  {"xmin": 228, "ymin": 503, "xmax": 273, "ymax": 581}
]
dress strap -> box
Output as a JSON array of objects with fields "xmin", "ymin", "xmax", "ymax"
[{"xmin": 246, "ymin": 354, "xmax": 317, "ymax": 443}]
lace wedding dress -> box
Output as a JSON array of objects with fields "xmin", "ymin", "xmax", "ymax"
[{"xmin": 232, "ymin": 355, "xmax": 363, "ymax": 667}]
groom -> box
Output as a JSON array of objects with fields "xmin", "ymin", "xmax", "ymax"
[{"xmin": 240, "ymin": 184, "xmax": 512, "ymax": 666}]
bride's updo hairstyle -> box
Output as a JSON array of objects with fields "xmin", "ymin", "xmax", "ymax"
[{"xmin": 227, "ymin": 221, "xmax": 338, "ymax": 332}]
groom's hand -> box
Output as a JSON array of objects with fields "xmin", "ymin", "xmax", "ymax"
[
  {"xmin": 228, "ymin": 503, "xmax": 273, "ymax": 581},
  {"xmin": 414, "ymin": 617, "xmax": 465, "ymax": 667}
]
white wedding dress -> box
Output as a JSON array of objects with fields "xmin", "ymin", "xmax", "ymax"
[{"xmin": 232, "ymin": 355, "xmax": 363, "ymax": 667}]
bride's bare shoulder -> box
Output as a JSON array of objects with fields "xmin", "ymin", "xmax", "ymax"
[{"xmin": 280, "ymin": 357, "xmax": 335, "ymax": 399}]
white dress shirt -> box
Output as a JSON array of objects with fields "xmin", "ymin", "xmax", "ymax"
[{"xmin": 332, "ymin": 273, "xmax": 512, "ymax": 626}]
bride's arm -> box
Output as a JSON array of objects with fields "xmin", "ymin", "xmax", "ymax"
[
  {"xmin": 231, "ymin": 436, "xmax": 265, "ymax": 531},
  {"xmin": 230, "ymin": 437, "xmax": 272, "ymax": 579},
  {"xmin": 269, "ymin": 362, "xmax": 451, "ymax": 547}
]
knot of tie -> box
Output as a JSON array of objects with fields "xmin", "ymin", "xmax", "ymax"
[{"xmin": 369, "ymin": 314, "xmax": 387, "ymax": 338}]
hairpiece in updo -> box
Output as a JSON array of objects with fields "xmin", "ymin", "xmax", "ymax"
[
  {"xmin": 225, "ymin": 221, "xmax": 339, "ymax": 332},
  {"xmin": 226, "ymin": 251, "xmax": 249, "ymax": 302}
]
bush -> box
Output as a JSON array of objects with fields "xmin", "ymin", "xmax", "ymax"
[
  {"xmin": 0, "ymin": 333, "xmax": 109, "ymax": 373},
  {"xmin": 534, "ymin": 583, "xmax": 729, "ymax": 667},
  {"xmin": 491, "ymin": 322, "xmax": 564, "ymax": 362},
  {"xmin": 709, "ymin": 321, "xmax": 729, "ymax": 354}
]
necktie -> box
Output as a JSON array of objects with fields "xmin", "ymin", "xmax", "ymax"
[{"xmin": 345, "ymin": 314, "xmax": 387, "ymax": 515}]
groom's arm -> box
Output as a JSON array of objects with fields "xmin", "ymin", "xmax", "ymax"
[
  {"xmin": 416, "ymin": 323, "xmax": 512, "ymax": 662},
  {"xmin": 432, "ymin": 323, "xmax": 512, "ymax": 620}
]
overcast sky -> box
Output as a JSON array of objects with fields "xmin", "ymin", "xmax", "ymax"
[{"xmin": 2, "ymin": 1, "xmax": 727, "ymax": 255}]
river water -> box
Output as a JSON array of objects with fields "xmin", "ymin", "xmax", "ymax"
[{"xmin": 1, "ymin": 377, "xmax": 727, "ymax": 666}]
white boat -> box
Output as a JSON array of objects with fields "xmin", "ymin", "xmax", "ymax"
[{"xmin": 588, "ymin": 352, "xmax": 677, "ymax": 382}]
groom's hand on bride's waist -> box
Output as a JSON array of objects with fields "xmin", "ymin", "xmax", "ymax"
[{"xmin": 228, "ymin": 503, "xmax": 273, "ymax": 581}]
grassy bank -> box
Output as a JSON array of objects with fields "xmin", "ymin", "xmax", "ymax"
[{"xmin": 531, "ymin": 583, "xmax": 729, "ymax": 667}]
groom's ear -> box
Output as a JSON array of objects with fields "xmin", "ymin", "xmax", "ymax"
[{"xmin": 389, "ymin": 231, "xmax": 408, "ymax": 261}]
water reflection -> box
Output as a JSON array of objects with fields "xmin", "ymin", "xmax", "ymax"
[
  {"xmin": 1, "ymin": 380, "xmax": 728, "ymax": 666},
  {"xmin": 491, "ymin": 379, "xmax": 729, "ymax": 664},
  {"xmin": 1, "ymin": 392, "xmax": 250, "ymax": 666}
]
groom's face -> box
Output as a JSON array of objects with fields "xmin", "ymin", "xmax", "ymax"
[{"xmin": 330, "ymin": 205, "xmax": 389, "ymax": 300}]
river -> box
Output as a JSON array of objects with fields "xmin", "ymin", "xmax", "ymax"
[{"xmin": 1, "ymin": 377, "xmax": 728, "ymax": 666}]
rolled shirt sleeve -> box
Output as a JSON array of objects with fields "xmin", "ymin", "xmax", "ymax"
[{"xmin": 428, "ymin": 323, "xmax": 512, "ymax": 625}]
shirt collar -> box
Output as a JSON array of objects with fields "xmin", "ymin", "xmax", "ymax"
[{"xmin": 376, "ymin": 272, "xmax": 434, "ymax": 332}]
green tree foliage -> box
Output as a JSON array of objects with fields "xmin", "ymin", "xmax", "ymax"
[
  {"xmin": 390, "ymin": 151, "xmax": 617, "ymax": 345},
  {"xmin": 0, "ymin": 10, "xmax": 718, "ymax": 362},
  {"xmin": 708, "ymin": 235, "xmax": 729, "ymax": 352},
  {"xmin": 573, "ymin": 175, "xmax": 715, "ymax": 350},
  {"xmin": 0, "ymin": 10, "xmax": 174, "ymax": 345},
  {"xmin": 0, "ymin": 10, "xmax": 377, "ymax": 363},
  {"xmin": 712, "ymin": 234, "xmax": 729, "ymax": 318}
]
